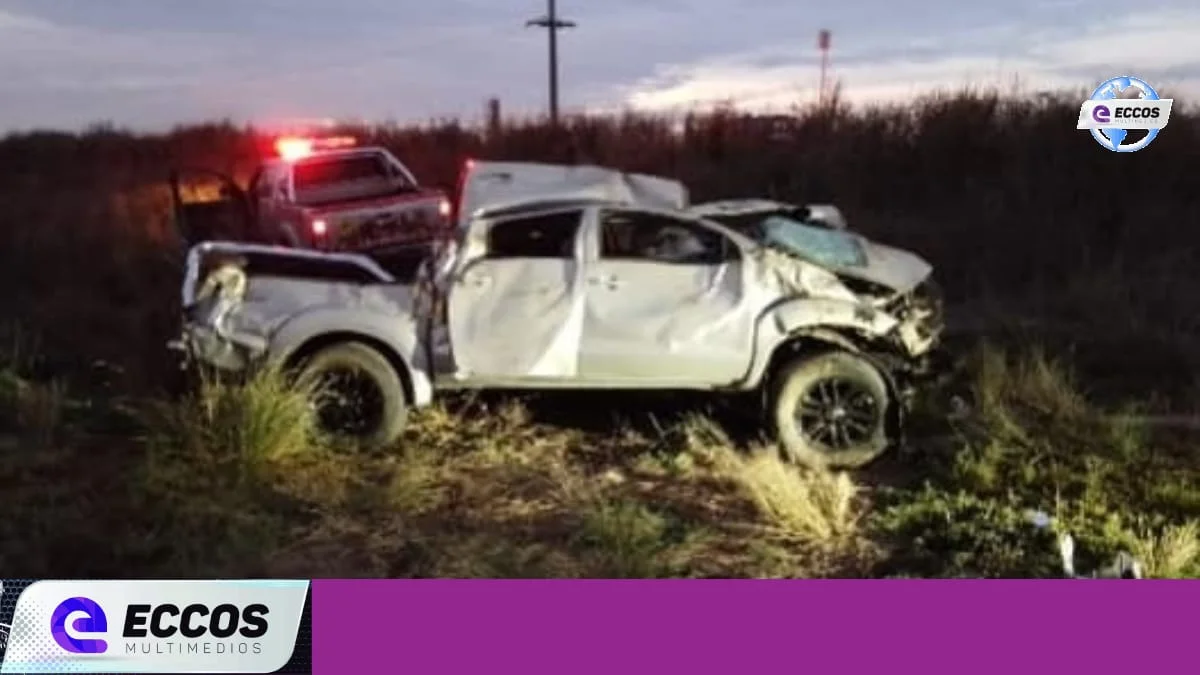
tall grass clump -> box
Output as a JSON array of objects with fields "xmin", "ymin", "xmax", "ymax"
[
  {"xmin": 142, "ymin": 366, "xmax": 321, "ymax": 468},
  {"xmin": 726, "ymin": 448, "xmax": 861, "ymax": 543},
  {"xmin": 664, "ymin": 414, "xmax": 871, "ymax": 573},
  {"xmin": 1130, "ymin": 521, "xmax": 1200, "ymax": 578},
  {"xmin": 130, "ymin": 367, "xmax": 324, "ymax": 573}
]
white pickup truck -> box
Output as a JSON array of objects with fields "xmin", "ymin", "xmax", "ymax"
[{"xmin": 173, "ymin": 161, "xmax": 943, "ymax": 468}]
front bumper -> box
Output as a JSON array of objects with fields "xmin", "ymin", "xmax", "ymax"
[
  {"xmin": 871, "ymin": 278, "xmax": 949, "ymax": 408},
  {"xmin": 886, "ymin": 277, "xmax": 945, "ymax": 360}
]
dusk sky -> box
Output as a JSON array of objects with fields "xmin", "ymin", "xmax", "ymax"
[{"xmin": 1, "ymin": 0, "xmax": 1198, "ymax": 131}]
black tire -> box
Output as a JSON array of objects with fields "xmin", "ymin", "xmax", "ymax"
[
  {"xmin": 769, "ymin": 350, "xmax": 894, "ymax": 470},
  {"xmin": 295, "ymin": 341, "xmax": 408, "ymax": 448}
]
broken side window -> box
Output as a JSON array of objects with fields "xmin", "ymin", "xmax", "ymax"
[
  {"xmin": 486, "ymin": 209, "xmax": 583, "ymax": 259},
  {"xmin": 599, "ymin": 209, "xmax": 735, "ymax": 266}
]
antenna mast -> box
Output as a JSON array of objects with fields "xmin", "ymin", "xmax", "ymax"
[{"xmin": 818, "ymin": 29, "xmax": 832, "ymax": 106}]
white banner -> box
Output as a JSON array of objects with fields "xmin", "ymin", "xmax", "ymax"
[
  {"xmin": 1, "ymin": 580, "xmax": 308, "ymax": 674},
  {"xmin": 1076, "ymin": 98, "xmax": 1173, "ymax": 130}
]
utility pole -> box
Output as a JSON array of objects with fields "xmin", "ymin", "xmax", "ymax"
[
  {"xmin": 486, "ymin": 97, "xmax": 502, "ymax": 141},
  {"xmin": 526, "ymin": 0, "xmax": 576, "ymax": 125}
]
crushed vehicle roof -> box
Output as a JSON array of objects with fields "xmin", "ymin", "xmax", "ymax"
[
  {"xmin": 457, "ymin": 161, "xmax": 689, "ymax": 229},
  {"xmin": 686, "ymin": 199, "xmax": 797, "ymax": 217},
  {"xmin": 690, "ymin": 199, "xmax": 849, "ymax": 231},
  {"xmin": 473, "ymin": 197, "xmax": 623, "ymax": 221}
]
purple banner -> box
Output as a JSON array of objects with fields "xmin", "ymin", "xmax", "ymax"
[{"xmin": 314, "ymin": 580, "xmax": 1193, "ymax": 674}]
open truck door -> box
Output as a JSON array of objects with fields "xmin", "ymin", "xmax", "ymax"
[{"xmin": 168, "ymin": 167, "xmax": 256, "ymax": 249}]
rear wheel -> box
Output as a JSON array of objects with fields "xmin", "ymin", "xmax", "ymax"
[
  {"xmin": 769, "ymin": 350, "xmax": 893, "ymax": 469},
  {"xmin": 295, "ymin": 342, "xmax": 408, "ymax": 448}
]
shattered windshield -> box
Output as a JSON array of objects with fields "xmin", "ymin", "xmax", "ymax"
[{"xmin": 756, "ymin": 215, "xmax": 868, "ymax": 268}]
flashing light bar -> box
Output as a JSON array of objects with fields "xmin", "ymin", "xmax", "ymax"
[{"xmin": 274, "ymin": 135, "xmax": 358, "ymax": 161}]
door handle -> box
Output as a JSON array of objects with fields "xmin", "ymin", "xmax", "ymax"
[
  {"xmin": 588, "ymin": 275, "xmax": 622, "ymax": 290},
  {"xmin": 458, "ymin": 274, "xmax": 490, "ymax": 288}
]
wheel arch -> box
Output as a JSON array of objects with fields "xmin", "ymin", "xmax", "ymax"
[
  {"xmin": 282, "ymin": 331, "xmax": 417, "ymax": 406},
  {"xmin": 763, "ymin": 328, "xmax": 905, "ymax": 440}
]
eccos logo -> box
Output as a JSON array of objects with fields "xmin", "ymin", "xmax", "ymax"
[
  {"xmin": 49, "ymin": 597, "xmax": 270, "ymax": 654},
  {"xmin": 1091, "ymin": 105, "xmax": 1162, "ymax": 123},
  {"xmin": 1076, "ymin": 76, "xmax": 1174, "ymax": 152},
  {"xmin": 50, "ymin": 597, "xmax": 109, "ymax": 654},
  {"xmin": 124, "ymin": 603, "xmax": 269, "ymax": 640}
]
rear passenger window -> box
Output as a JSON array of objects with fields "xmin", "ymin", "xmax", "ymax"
[
  {"xmin": 599, "ymin": 209, "xmax": 736, "ymax": 265},
  {"xmin": 486, "ymin": 210, "xmax": 582, "ymax": 259}
]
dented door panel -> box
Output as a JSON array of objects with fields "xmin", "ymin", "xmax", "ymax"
[
  {"xmin": 446, "ymin": 258, "xmax": 585, "ymax": 379},
  {"xmin": 444, "ymin": 207, "xmax": 590, "ymax": 380},
  {"xmin": 578, "ymin": 259, "xmax": 757, "ymax": 384}
]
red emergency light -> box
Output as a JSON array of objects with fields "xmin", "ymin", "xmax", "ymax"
[{"xmin": 273, "ymin": 135, "xmax": 358, "ymax": 162}]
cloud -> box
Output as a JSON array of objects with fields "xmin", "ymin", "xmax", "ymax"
[
  {"xmin": 619, "ymin": 6, "xmax": 1200, "ymax": 111},
  {"xmin": 0, "ymin": 0, "xmax": 1198, "ymax": 130}
]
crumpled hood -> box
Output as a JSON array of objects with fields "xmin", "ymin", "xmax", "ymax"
[
  {"xmin": 841, "ymin": 240, "xmax": 933, "ymax": 294},
  {"xmin": 753, "ymin": 242, "xmax": 943, "ymax": 357},
  {"xmin": 754, "ymin": 248, "xmax": 862, "ymax": 304},
  {"xmin": 754, "ymin": 236, "xmax": 933, "ymax": 298}
]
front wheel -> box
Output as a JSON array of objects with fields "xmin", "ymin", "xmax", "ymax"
[
  {"xmin": 769, "ymin": 350, "xmax": 894, "ymax": 469},
  {"xmin": 295, "ymin": 341, "xmax": 408, "ymax": 448}
]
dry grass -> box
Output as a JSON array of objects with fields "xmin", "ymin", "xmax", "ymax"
[
  {"xmin": 727, "ymin": 449, "xmax": 861, "ymax": 543},
  {"xmin": 143, "ymin": 366, "xmax": 323, "ymax": 463},
  {"xmin": 0, "ymin": 371, "xmax": 66, "ymax": 445},
  {"xmin": 1130, "ymin": 521, "xmax": 1200, "ymax": 579},
  {"xmin": 1, "ymin": 337, "xmax": 1197, "ymax": 578}
]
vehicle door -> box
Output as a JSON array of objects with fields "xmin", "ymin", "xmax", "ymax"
[
  {"xmin": 272, "ymin": 164, "xmax": 309, "ymax": 244},
  {"xmin": 246, "ymin": 167, "xmax": 267, "ymax": 217},
  {"xmin": 249, "ymin": 164, "xmax": 291, "ymax": 242},
  {"xmin": 445, "ymin": 207, "xmax": 587, "ymax": 380},
  {"xmin": 578, "ymin": 207, "xmax": 757, "ymax": 385}
]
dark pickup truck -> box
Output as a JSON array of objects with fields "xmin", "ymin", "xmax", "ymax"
[{"xmin": 170, "ymin": 137, "xmax": 451, "ymax": 279}]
